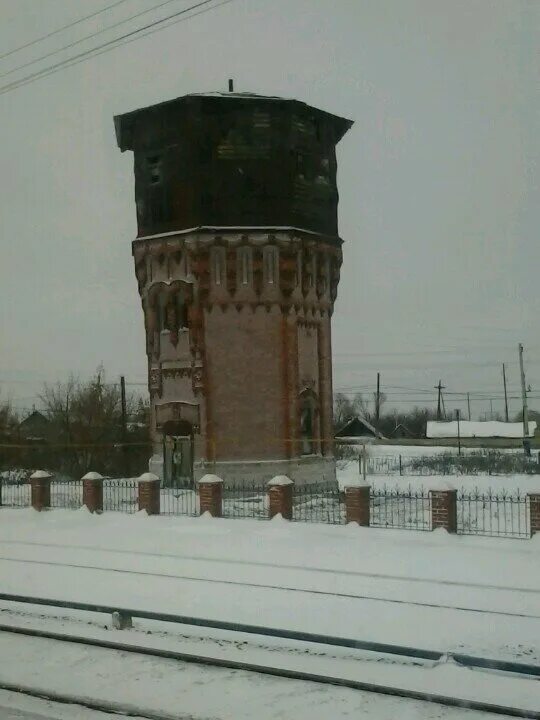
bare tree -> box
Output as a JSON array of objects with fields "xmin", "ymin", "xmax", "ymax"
[{"xmin": 40, "ymin": 368, "xmax": 149, "ymax": 477}]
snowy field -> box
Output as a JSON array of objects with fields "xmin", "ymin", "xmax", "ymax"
[{"xmin": 0, "ymin": 509, "xmax": 538, "ymax": 718}]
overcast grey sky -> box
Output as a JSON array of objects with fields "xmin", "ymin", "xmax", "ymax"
[{"xmin": 0, "ymin": 0, "xmax": 538, "ymax": 418}]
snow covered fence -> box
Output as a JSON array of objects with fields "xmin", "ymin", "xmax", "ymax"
[{"xmin": 0, "ymin": 471, "xmax": 538, "ymax": 538}]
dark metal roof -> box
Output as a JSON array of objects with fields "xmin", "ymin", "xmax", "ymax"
[{"xmin": 114, "ymin": 91, "xmax": 353, "ymax": 151}]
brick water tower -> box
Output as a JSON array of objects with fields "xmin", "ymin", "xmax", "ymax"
[{"xmin": 115, "ymin": 90, "xmax": 352, "ymax": 485}]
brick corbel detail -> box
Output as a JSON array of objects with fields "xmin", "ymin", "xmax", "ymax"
[
  {"xmin": 198, "ymin": 474, "xmax": 223, "ymax": 517},
  {"xmin": 30, "ymin": 471, "xmax": 52, "ymax": 511},
  {"xmin": 82, "ymin": 472, "xmax": 103, "ymax": 513},
  {"xmin": 430, "ymin": 489, "xmax": 457, "ymax": 533},
  {"xmin": 345, "ymin": 485, "xmax": 370, "ymax": 526},
  {"xmin": 529, "ymin": 494, "xmax": 540, "ymax": 535},
  {"xmin": 138, "ymin": 473, "xmax": 160, "ymax": 515},
  {"xmin": 267, "ymin": 476, "xmax": 294, "ymax": 520}
]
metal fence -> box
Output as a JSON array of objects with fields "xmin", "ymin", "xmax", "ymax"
[
  {"xmin": 364, "ymin": 453, "xmax": 540, "ymax": 477},
  {"xmin": 293, "ymin": 482, "xmax": 345, "ymax": 524},
  {"xmin": 50, "ymin": 479, "xmax": 83, "ymax": 509},
  {"xmin": 222, "ymin": 482, "xmax": 268, "ymax": 520},
  {"xmin": 0, "ymin": 476, "xmax": 536, "ymax": 539},
  {"xmin": 0, "ymin": 480, "xmax": 31, "ymax": 507},
  {"xmin": 457, "ymin": 489, "xmax": 530, "ymax": 538},
  {"xmin": 160, "ymin": 485, "xmax": 199, "ymax": 516},
  {"xmin": 371, "ymin": 486, "xmax": 432, "ymax": 531},
  {"xmin": 103, "ymin": 479, "xmax": 139, "ymax": 513}
]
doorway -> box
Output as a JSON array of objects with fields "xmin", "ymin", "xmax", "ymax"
[{"xmin": 162, "ymin": 420, "xmax": 194, "ymax": 487}]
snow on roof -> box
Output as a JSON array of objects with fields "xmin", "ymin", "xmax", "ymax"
[
  {"xmin": 426, "ymin": 420, "xmax": 537, "ymax": 439},
  {"xmin": 335, "ymin": 415, "xmax": 385, "ymax": 439}
]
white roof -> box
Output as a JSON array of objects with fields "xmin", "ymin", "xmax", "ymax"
[{"xmin": 426, "ymin": 420, "xmax": 537, "ymax": 439}]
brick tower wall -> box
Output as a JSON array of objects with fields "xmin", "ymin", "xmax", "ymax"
[{"xmin": 205, "ymin": 304, "xmax": 286, "ymax": 461}]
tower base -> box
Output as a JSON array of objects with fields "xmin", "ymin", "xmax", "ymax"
[{"xmin": 149, "ymin": 453, "xmax": 336, "ymax": 487}]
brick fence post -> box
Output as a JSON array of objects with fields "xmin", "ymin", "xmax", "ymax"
[
  {"xmin": 138, "ymin": 472, "xmax": 160, "ymax": 515},
  {"xmin": 267, "ymin": 476, "xmax": 294, "ymax": 520},
  {"xmin": 430, "ymin": 489, "xmax": 457, "ymax": 533},
  {"xmin": 82, "ymin": 472, "xmax": 103, "ymax": 513},
  {"xmin": 198, "ymin": 474, "xmax": 223, "ymax": 517},
  {"xmin": 345, "ymin": 485, "xmax": 371, "ymax": 526},
  {"xmin": 528, "ymin": 494, "xmax": 540, "ymax": 535},
  {"xmin": 30, "ymin": 470, "xmax": 52, "ymax": 511}
]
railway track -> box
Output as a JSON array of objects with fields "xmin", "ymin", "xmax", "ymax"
[
  {"xmin": 0, "ymin": 593, "xmax": 539, "ymax": 718},
  {"xmin": 0, "ymin": 621, "xmax": 538, "ymax": 719}
]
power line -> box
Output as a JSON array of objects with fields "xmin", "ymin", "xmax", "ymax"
[
  {"xmin": 0, "ymin": 0, "xmax": 233, "ymax": 96},
  {"xmin": 0, "ymin": 0, "xmax": 133, "ymax": 62},
  {"xmin": 0, "ymin": 0, "xmax": 186, "ymax": 81}
]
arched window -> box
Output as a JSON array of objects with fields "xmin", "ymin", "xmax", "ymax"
[
  {"xmin": 157, "ymin": 294, "xmax": 167, "ymax": 331},
  {"xmin": 238, "ymin": 247, "xmax": 252, "ymax": 286},
  {"xmin": 263, "ymin": 246, "xmax": 278, "ymax": 285},
  {"xmin": 211, "ymin": 247, "xmax": 226, "ymax": 286},
  {"xmin": 299, "ymin": 390, "xmax": 318, "ymax": 456},
  {"xmin": 176, "ymin": 293, "xmax": 189, "ymax": 330}
]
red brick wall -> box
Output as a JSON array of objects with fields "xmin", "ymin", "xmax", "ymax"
[
  {"xmin": 529, "ymin": 494, "xmax": 540, "ymax": 535},
  {"xmin": 204, "ymin": 305, "xmax": 286, "ymax": 461}
]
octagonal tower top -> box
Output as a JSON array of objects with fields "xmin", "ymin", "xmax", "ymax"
[{"xmin": 114, "ymin": 91, "xmax": 353, "ymax": 239}]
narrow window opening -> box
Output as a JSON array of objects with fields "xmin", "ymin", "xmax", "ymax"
[
  {"xmin": 238, "ymin": 247, "xmax": 251, "ymax": 286},
  {"xmin": 264, "ymin": 246, "xmax": 278, "ymax": 285}
]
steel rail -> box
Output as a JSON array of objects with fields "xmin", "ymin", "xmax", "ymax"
[
  {"xmin": 0, "ymin": 593, "xmax": 538, "ymax": 677},
  {"xmin": 0, "ymin": 625, "xmax": 538, "ymax": 719}
]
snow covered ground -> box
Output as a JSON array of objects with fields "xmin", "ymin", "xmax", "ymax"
[{"xmin": 0, "ymin": 508, "xmax": 538, "ymax": 718}]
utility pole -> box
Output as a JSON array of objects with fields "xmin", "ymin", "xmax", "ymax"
[
  {"xmin": 502, "ymin": 363, "xmax": 509, "ymax": 422},
  {"xmin": 518, "ymin": 344, "xmax": 530, "ymax": 454},
  {"xmin": 490, "ymin": 399, "xmax": 493, "ymax": 420},
  {"xmin": 435, "ymin": 380, "xmax": 445, "ymax": 421},
  {"xmin": 455, "ymin": 409, "xmax": 461, "ymax": 456},
  {"xmin": 467, "ymin": 393, "xmax": 471, "ymax": 421},
  {"xmin": 120, "ymin": 375, "xmax": 129, "ymax": 476},
  {"xmin": 375, "ymin": 372, "xmax": 380, "ymax": 425}
]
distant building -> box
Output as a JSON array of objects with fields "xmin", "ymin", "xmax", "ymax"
[
  {"xmin": 335, "ymin": 416, "xmax": 386, "ymax": 441},
  {"xmin": 18, "ymin": 410, "xmax": 50, "ymax": 442},
  {"xmin": 391, "ymin": 423, "xmax": 415, "ymax": 440},
  {"xmin": 426, "ymin": 420, "xmax": 537, "ymax": 439}
]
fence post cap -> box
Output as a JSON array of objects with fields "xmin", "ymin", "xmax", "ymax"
[
  {"xmin": 429, "ymin": 481, "xmax": 457, "ymax": 493},
  {"xmin": 138, "ymin": 472, "xmax": 160, "ymax": 483},
  {"xmin": 267, "ymin": 475, "xmax": 294, "ymax": 487},
  {"xmin": 344, "ymin": 483, "xmax": 370, "ymax": 491},
  {"xmin": 30, "ymin": 470, "xmax": 53, "ymax": 480},
  {"xmin": 81, "ymin": 471, "xmax": 103, "ymax": 481},
  {"xmin": 198, "ymin": 474, "xmax": 224, "ymax": 485}
]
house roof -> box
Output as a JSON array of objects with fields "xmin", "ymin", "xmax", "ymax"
[
  {"xmin": 19, "ymin": 410, "xmax": 49, "ymax": 427},
  {"xmin": 392, "ymin": 423, "xmax": 414, "ymax": 437},
  {"xmin": 335, "ymin": 415, "xmax": 385, "ymax": 439}
]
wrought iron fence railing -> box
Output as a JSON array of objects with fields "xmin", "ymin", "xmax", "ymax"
[
  {"xmin": 222, "ymin": 482, "xmax": 268, "ymax": 520},
  {"xmin": 457, "ymin": 489, "xmax": 530, "ymax": 538},
  {"xmin": 0, "ymin": 475, "xmax": 536, "ymax": 539},
  {"xmin": 103, "ymin": 479, "xmax": 139, "ymax": 513},
  {"xmin": 371, "ymin": 486, "xmax": 432, "ymax": 531},
  {"xmin": 293, "ymin": 482, "xmax": 345, "ymax": 525},
  {"xmin": 363, "ymin": 452, "xmax": 540, "ymax": 477}
]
